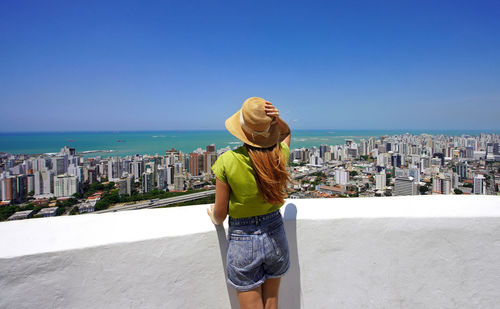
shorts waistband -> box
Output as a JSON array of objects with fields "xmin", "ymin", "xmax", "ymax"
[{"xmin": 229, "ymin": 210, "xmax": 281, "ymax": 226}]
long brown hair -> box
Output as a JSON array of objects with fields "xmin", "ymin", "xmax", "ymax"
[{"xmin": 246, "ymin": 143, "xmax": 292, "ymax": 205}]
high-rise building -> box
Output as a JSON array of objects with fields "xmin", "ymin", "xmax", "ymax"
[
  {"xmin": 375, "ymin": 172, "xmax": 386, "ymax": 190},
  {"xmin": 309, "ymin": 155, "xmax": 323, "ymax": 166},
  {"xmin": 16, "ymin": 175, "xmax": 27, "ymax": 201},
  {"xmin": 408, "ymin": 168, "xmax": 421, "ymax": 183},
  {"xmin": 335, "ymin": 168, "xmax": 348, "ymax": 185},
  {"xmin": 432, "ymin": 153, "xmax": 445, "ymax": 166},
  {"xmin": 319, "ymin": 144, "xmax": 329, "ymax": 158},
  {"xmin": 204, "ymin": 152, "xmax": 217, "ymax": 174},
  {"xmin": 54, "ymin": 175, "xmax": 78, "ymax": 198},
  {"xmin": 420, "ymin": 156, "xmax": 430, "ymax": 170},
  {"xmin": 131, "ymin": 161, "xmax": 143, "ymax": 179},
  {"xmin": 166, "ymin": 166, "xmax": 175, "ymax": 185},
  {"xmin": 432, "ymin": 174, "xmax": 452, "ymax": 194},
  {"xmin": 346, "ymin": 147, "xmax": 358, "ymax": 159},
  {"xmin": 394, "ymin": 176, "xmax": 417, "ymax": 196},
  {"xmin": 360, "ymin": 139, "xmax": 368, "ymax": 156},
  {"xmin": 322, "ymin": 151, "xmax": 333, "ymax": 162},
  {"xmin": 119, "ymin": 176, "xmax": 133, "ymax": 196},
  {"xmin": 60, "ymin": 146, "xmax": 76, "ymax": 156},
  {"xmin": 432, "ymin": 175, "xmax": 443, "ymax": 194},
  {"xmin": 157, "ymin": 167, "xmax": 167, "ymax": 190},
  {"xmin": 68, "ymin": 164, "xmax": 83, "ymax": 182},
  {"xmin": 32, "ymin": 157, "xmax": 46, "ymax": 172},
  {"xmin": 41, "ymin": 170, "xmax": 54, "ymax": 195},
  {"xmin": 33, "ymin": 171, "xmax": 43, "ymax": 196},
  {"xmin": 456, "ymin": 162, "xmax": 468, "ymax": 180},
  {"xmin": 442, "ymin": 176, "xmax": 452, "ymax": 195},
  {"xmin": 1, "ymin": 177, "xmax": 16, "ymax": 202},
  {"xmin": 465, "ymin": 147, "xmax": 474, "ymax": 159},
  {"xmin": 206, "ymin": 144, "xmax": 215, "ymax": 153},
  {"xmin": 391, "ymin": 154, "xmax": 402, "ymax": 168},
  {"xmin": 27, "ymin": 174, "xmax": 35, "ymax": 194},
  {"xmin": 473, "ymin": 174, "xmax": 485, "ymax": 195},
  {"xmin": 142, "ymin": 171, "xmax": 154, "ymax": 193},
  {"xmin": 108, "ymin": 157, "xmax": 122, "ymax": 181},
  {"xmin": 377, "ymin": 153, "xmax": 387, "ymax": 167},
  {"xmin": 52, "ymin": 156, "xmax": 67, "ymax": 175},
  {"xmin": 174, "ymin": 174, "xmax": 185, "ymax": 191},
  {"xmin": 189, "ymin": 153, "xmax": 200, "ymax": 176}
]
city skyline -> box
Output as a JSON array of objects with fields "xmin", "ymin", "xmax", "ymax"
[
  {"xmin": 1, "ymin": 0, "xmax": 500, "ymax": 132},
  {"xmin": 2, "ymin": 131, "xmax": 498, "ymax": 220}
]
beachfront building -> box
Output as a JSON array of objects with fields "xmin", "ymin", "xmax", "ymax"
[{"xmin": 142, "ymin": 171, "xmax": 154, "ymax": 193}]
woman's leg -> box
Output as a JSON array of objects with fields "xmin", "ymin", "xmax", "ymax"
[
  {"xmin": 262, "ymin": 278, "xmax": 281, "ymax": 309},
  {"xmin": 237, "ymin": 286, "xmax": 264, "ymax": 309}
]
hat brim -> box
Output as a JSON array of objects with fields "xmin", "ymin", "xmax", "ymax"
[{"xmin": 225, "ymin": 110, "xmax": 281, "ymax": 148}]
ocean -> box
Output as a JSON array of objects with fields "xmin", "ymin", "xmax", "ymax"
[{"xmin": 0, "ymin": 130, "xmax": 497, "ymax": 157}]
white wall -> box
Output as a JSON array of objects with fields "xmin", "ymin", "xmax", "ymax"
[{"xmin": 1, "ymin": 195, "xmax": 500, "ymax": 308}]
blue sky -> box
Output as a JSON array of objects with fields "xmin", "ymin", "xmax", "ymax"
[{"xmin": 1, "ymin": 0, "xmax": 499, "ymax": 132}]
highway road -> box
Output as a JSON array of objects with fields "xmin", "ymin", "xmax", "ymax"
[{"xmin": 93, "ymin": 190, "xmax": 215, "ymax": 214}]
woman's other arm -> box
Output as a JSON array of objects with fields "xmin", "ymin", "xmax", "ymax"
[
  {"xmin": 207, "ymin": 178, "xmax": 230, "ymax": 225},
  {"xmin": 265, "ymin": 101, "xmax": 291, "ymax": 147}
]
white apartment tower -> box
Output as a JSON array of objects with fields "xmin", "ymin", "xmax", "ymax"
[
  {"xmin": 473, "ymin": 174, "xmax": 486, "ymax": 194},
  {"xmin": 54, "ymin": 175, "xmax": 78, "ymax": 198},
  {"xmin": 375, "ymin": 172, "xmax": 386, "ymax": 190},
  {"xmin": 335, "ymin": 168, "xmax": 349, "ymax": 185},
  {"xmin": 394, "ymin": 177, "xmax": 417, "ymax": 196}
]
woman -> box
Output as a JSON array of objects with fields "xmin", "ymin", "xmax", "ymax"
[{"xmin": 207, "ymin": 97, "xmax": 292, "ymax": 309}]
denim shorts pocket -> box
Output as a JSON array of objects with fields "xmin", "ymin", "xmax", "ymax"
[
  {"xmin": 228, "ymin": 235, "xmax": 254, "ymax": 268},
  {"xmin": 269, "ymin": 224, "xmax": 288, "ymax": 257}
]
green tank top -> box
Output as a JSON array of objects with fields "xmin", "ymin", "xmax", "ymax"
[{"xmin": 211, "ymin": 142, "xmax": 290, "ymax": 218}]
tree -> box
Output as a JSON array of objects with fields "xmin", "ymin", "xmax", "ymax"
[
  {"xmin": 106, "ymin": 182, "xmax": 116, "ymax": 191},
  {"xmin": 349, "ymin": 171, "xmax": 358, "ymax": 177},
  {"xmin": 454, "ymin": 188, "xmax": 463, "ymax": 195},
  {"xmin": 419, "ymin": 185, "xmax": 429, "ymax": 195},
  {"xmin": 22, "ymin": 203, "xmax": 35, "ymax": 210},
  {"xmin": 72, "ymin": 192, "xmax": 83, "ymax": 199},
  {"xmin": 0, "ymin": 205, "xmax": 19, "ymax": 221},
  {"xmin": 56, "ymin": 207, "xmax": 66, "ymax": 216}
]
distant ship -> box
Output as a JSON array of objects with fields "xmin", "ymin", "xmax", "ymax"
[
  {"xmin": 117, "ymin": 139, "xmax": 126, "ymax": 142},
  {"xmin": 67, "ymin": 139, "xmax": 74, "ymax": 142}
]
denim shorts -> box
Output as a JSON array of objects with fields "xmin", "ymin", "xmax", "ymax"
[{"xmin": 227, "ymin": 210, "xmax": 290, "ymax": 291}]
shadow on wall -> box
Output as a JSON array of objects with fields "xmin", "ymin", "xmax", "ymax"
[
  {"xmin": 281, "ymin": 203, "xmax": 302, "ymax": 309},
  {"xmin": 215, "ymin": 225, "xmax": 240, "ymax": 308},
  {"xmin": 215, "ymin": 203, "xmax": 302, "ymax": 309}
]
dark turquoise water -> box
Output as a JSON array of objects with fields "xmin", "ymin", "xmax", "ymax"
[{"xmin": 0, "ymin": 130, "xmax": 497, "ymax": 157}]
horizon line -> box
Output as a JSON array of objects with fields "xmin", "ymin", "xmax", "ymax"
[{"xmin": 1, "ymin": 128, "xmax": 500, "ymax": 134}]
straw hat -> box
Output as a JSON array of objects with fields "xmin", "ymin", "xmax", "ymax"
[{"xmin": 225, "ymin": 97, "xmax": 280, "ymax": 148}]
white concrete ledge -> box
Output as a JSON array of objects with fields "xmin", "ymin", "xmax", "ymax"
[{"xmin": 1, "ymin": 195, "xmax": 500, "ymax": 308}]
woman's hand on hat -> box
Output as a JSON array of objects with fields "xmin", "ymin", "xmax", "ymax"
[{"xmin": 265, "ymin": 102, "xmax": 279, "ymax": 125}]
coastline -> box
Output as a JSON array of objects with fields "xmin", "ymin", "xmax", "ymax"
[{"xmin": 1, "ymin": 129, "xmax": 499, "ymax": 157}]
